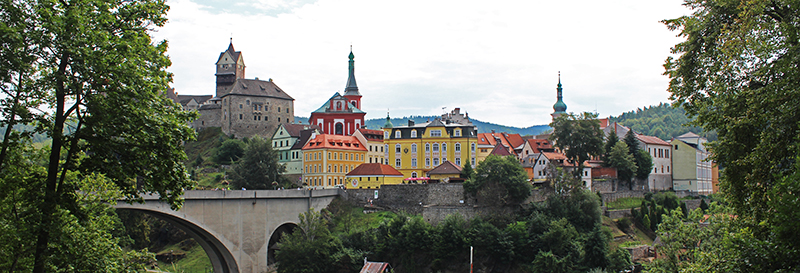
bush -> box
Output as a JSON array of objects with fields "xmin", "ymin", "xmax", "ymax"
[{"xmin": 617, "ymin": 217, "xmax": 632, "ymax": 230}]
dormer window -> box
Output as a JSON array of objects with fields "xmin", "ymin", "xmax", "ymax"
[
  {"xmin": 431, "ymin": 130, "xmax": 442, "ymax": 137},
  {"xmin": 411, "ymin": 130, "xmax": 417, "ymax": 138},
  {"xmin": 395, "ymin": 131, "xmax": 401, "ymax": 138}
]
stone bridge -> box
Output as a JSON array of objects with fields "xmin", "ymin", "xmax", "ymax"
[{"xmin": 115, "ymin": 189, "xmax": 340, "ymax": 273}]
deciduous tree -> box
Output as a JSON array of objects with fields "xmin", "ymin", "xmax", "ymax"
[
  {"xmin": 549, "ymin": 112, "xmax": 604, "ymax": 177},
  {"xmin": 229, "ymin": 136, "xmax": 285, "ymax": 190},
  {"xmin": 463, "ymin": 155, "xmax": 530, "ymax": 206}
]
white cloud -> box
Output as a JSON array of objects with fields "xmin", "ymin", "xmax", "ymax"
[{"xmin": 154, "ymin": 0, "xmax": 690, "ymax": 127}]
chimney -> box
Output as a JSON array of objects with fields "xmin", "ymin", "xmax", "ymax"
[{"xmin": 408, "ymin": 120, "xmax": 415, "ymax": 126}]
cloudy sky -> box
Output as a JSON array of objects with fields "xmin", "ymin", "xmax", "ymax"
[{"xmin": 153, "ymin": 0, "xmax": 691, "ymax": 127}]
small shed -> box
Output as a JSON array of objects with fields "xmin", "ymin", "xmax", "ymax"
[{"xmin": 360, "ymin": 261, "xmax": 391, "ymax": 273}]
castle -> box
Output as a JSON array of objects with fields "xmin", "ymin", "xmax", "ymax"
[{"xmin": 168, "ymin": 41, "xmax": 296, "ymax": 138}]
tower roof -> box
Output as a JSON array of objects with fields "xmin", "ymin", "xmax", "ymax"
[
  {"xmin": 383, "ymin": 111, "xmax": 393, "ymax": 128},
  {"xmin": 217, "ymin": 40, "xmax": 242, "ymax": 64},
  {"xmin": 553, "ymin": 72, "xmax": 567, "ymax": 114},
  {"xmin": 343, "ymin": 49, "xmax": 361, "ymax": 96}
]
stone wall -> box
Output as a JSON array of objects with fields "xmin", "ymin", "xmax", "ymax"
[
  {"xmin": 600, "ymin": 191, "xmax": 645, "ymax": 204},
  {"xmin": 606, "ymin": 209, "xmax": 632, "ymax": 219},
  {"xmin": 220, "ymin": 95, "xmax": 295, "ymax": 139},
  {"xmin": 339, "ymin": 188, "xmax": 379, "ymax": 206},
  {"xmin": 592, "ymin": 179, "xmax": 617, "ymax": 193},
  {"xmin": 625, "ymin": 245, "xmax": 654, "ymax": 261}
]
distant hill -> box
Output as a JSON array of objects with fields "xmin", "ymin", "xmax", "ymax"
[
  {"xmin": 293, "ymin": 116, "xmax": 551, "ymax": 136},
  {"xmin": 609, "ymin": 102, "xmax": 717, "ymax": 141}
]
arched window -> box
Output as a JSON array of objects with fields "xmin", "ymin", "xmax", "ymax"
[
  {"xmin": 425, "ymin": 143, "xmax": 430, "ymax": 152},
  {"xmin": 432, "ymin": 143, "xmax": 439, "ymax": 152},
  {"xmin": 395, "ymin": 144, "xmax": 401, "ymax": 153},
  {"xmin": 337, "ymin": 101, "xmax": 342, "ymax": 110},
  {"xmin": 335, "ymin": 123, "xmax": 344, "ymax": 135},
  {"xmin": 471, "ymin": 143, "xmax": 476, "ymax": 152},
  {"xmin": 395, "ymin": 130, "xmax": 401, "ymax": 138},
  {"xmin": 410, "ymin": 130, "xmax": 417, "ymax": 138},
  {"xmin": 411, "ymin": 144, "xmax": 417, "ymax": 153},
  {"xmin": 442, "ymin": 143, "xmax": 447, "ymax": 152},
  {"xmin": 455, "ymin": 143, "xmax": 461, "ymax": 152},
  {"xmin": 433, "ymin": 158, "xmax": 439, "ymax": 166}
]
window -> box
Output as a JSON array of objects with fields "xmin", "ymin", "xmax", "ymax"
[
  {"xmin": 455, "ymin": 158, "xmax": 461, "ymax": 166},
  {"xmin": 411, "ymin": 144, "xmax": 417, "ymax": 153},
  {"xmin": 454, "ymin": 130, "xmax": 461, "ymax": 137},
  {"xmin": 239, "ymin": 114, "xmax": 243, "ymax": 119},
  {"xmin": 384, "ymin": 131, "xmax": 389, "ymax": 139},
  {"xmin": 455, "ymin": 143, "xmax": 461, "ymax": 152},
  {"xmin": 384, "ymin": 145, "xmax": 387, "ymax": 153},
  {"xmin": 443, "ymin": 157, "xmax": 447, "ymax": 162},
  {"xmin": 286, "ymin": 108, "xmax": 289, "ymax": 113},
  {"xmin": 253, "ymin": 105, "xmax": 258, "ymax": 111},
  {"xmin": 425, "ymin": 143, "xmax": 430, "ymax": 152},
  {"xmin": 675, "ymin": 145, "xmax": 679, "ymax": 150},
  {"xmin": 278, "ymin": 107, "xmax": 281, "ymax": 112},
  {"xmin": 431, "ymin": 130, "xmax": 442, "ymax": 137},
  {"xmin": 411, "ymin": 172, "xmax": 417, "ymax": 178},
  {"xmin": 471, "ymin": 143, "xmax": 476, "ymax": 152},
  {"xmin": 433, "ymin": 143, "xmax": 439, "ymax": 152},
  {"xmin": 666, "ymin": 150, "xmax": 670, "ymax": 158},
  {"xmin": 395, "ymin": 158, "xmax": 401, "ymax": 167},
  {"xmin": 239, "ymin": 104, "xmax": 243, "ymax": 109},
  {"xmin": 395, "ymin": 144, "xmax": 401, "ymax": 153},
  {"xmin": 395, "ymin": 130, "xmax": 401, "ymax": 138},
  {"xmin": 425, "ymin": 158, "xmax": 430, "ymax": 166},
  {"xmin": 471, "ymin": 157, "xmax": 476, "ymax": 166},
  {"xmin": 411, "ymin": 158, "xmax": 417, "ymax": 167},
  {"xmin": 433, "ymin": 158, "xmax": 439, "ymax": 166},
  {"xmin": 442, "ymin": 143, "xmax": 447, "ymax": 152},
  {"xmin": 411, "ymin": 130, "xmax": 417, "ymax": 138},
  {"xmin": 667, "ymin": 166, "xmax": 670, "ymax": 172},
  {"xmin": 661, "ymin": 166, "xmax": 665, "ymax": 173}
]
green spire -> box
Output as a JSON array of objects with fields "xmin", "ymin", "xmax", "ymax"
[
  {"xmin": 553, "ymin": 71, "xmax": 567, "ymax": 113},
  {"xmin": 344, "ymin": 47, "xmax": 360, "ymax": 96},
  {"xmin": 383, "ymin": 110, "xmax": 393, "ymax": 128}
]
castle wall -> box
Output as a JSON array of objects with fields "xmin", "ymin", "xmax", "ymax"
[{"xmin": 220, "ymin": 95, "xmax": 294, "ymax": 139}]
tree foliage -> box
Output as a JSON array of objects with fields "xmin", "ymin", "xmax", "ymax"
[
  {"xmin": 607, "ymin": 142, "xmax": 637, "ymax": 183},
  {"xmin": 213, "ymin": 138, "xmax": 245, "ymax": 164},
  {"xmin": 228, "ymin": 136, "xmax": 285, "ymax": 190},
  {"xmin": 549, "ymin": 112, "xmax": 604, "ymax": 177},
  {"xmin": 0, "ymin": 0, "xmax": 195, "ymax": 271},
  {"xmin": 610, "ymin": 102, "xmax": 716, "ymax": 141},
  {"xmin": 463, "ymin": 155, "xmax": 531, "ymax": 206},
  {"xmin": 661, "ymin": 0, "xmax": 800, "ymax": 270}
]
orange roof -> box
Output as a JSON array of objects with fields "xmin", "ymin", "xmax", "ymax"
[
  {"xmin": 477, "ymin": 132, "xmax": 522, "ymax": 152},
  {"xmin": 346, "ymin": 163, "xmax": 403, "ymax": 177},
  {"xmin": 490, "ymin": 143, "xmax": 513, "ymax": 156},
  {"xmin": 504, "ymin": 133, "xmax": 525, "ymax": 149},
  {"xmin": 302, "ymin": 134, "xmax": 367, "ymax": 151},
  {"xmin": 542, "ymin": 152, "xmax": 567, "ymax": 161},
  {"xmin": 636, "ymin": 134, "xmax": 670, "ymax": 146},
  {"xmin": 526, "ymin": 139, "xmax": 554, "ymax": 153}
]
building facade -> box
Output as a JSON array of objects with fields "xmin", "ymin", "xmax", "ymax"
[
  {"xmin": 352, "ymin": 128, "xmax": 385, "ymax": 164},
  {"xmin": 272, "ymin": 123, "xmax": 321, "ymax": 184},
  {"xmin": 345, "ymin": 163, "xmax": 403, "ymax": 189},
  {"xmin": 383, "ymin": 118, "xmax": 478, "ymax": 179},
  {"xmin": 604, "ymin": 122, "xmax": 673, "ymax": 191},
  {"xmin": 671, "ymin": 132, "xmax": 714, "ymax": 194},
  {"xmin": 301, "ymin": 134, "xmax": 367, "ymax": 188}
]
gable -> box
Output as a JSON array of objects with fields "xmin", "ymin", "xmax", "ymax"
[{"xmin": 217, "ymin": 51, "xmax": 236, "ymax": 65}]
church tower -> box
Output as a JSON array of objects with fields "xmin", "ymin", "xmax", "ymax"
[
  {"xmin": 551, "ymin": 72, "xmax": 567, "ymax": 120},
  {"xmin": 215, "ymin": 40, "xmax": 246, "ymax": 97},
  {"xmin": 342, "ymin": 49, "xmax": 362, "ymax": 110}
]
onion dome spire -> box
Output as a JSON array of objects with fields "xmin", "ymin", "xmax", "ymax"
[
  {"xmin": 383, "ymin": 110, "xmax": 393, "ymax": 128},
  {"xmin": 553, "ymin": 71, "xmax": 567, "ymax": 114}
]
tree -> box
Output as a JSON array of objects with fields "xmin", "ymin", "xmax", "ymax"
[
  {"xmin": 0, "ymin": 1, "xmax": 195, "ymax": 272},
  {"xmin": 229, "ymin": 136, "xmax": 285, "ymax": 190},
  {"xmin": 663, "ymin": 0, "xmax": 800, "ymax": 270},
  {"xmin": 607, "ymin": 142, "xmax": 637, "ymax": 183},
  {"xmin": 214, "ymin": 138, "xmax": 245, "ymax": 164},
  {"xmin": 549, "ymin": 112, "xmax": 604, "ymax": 177},
  {"xmin": 634, "ymin": 149, "xmax": 653, "ymax": 180},
  {"xmin": 463, "ymin": 155, "xmax": 531, "ymax": 206},
  {"xmin": 460, "ymin": 161, "xmax": 474, "ymax": 179},
  {"xmin": 276, "ymin": 209, "xmax": 342, "ymax": 273},
  {"xmin": 601, "ymin": 129, "xmax": 619, "ymax": 167}
]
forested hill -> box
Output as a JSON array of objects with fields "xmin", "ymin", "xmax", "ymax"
[
  {"xmin": 294, "ymin": 116, "xmax": 552, "ymax": 136},
  {"xmin": 609, "ymin": 102, "xmax": 717, "ymax": 141}
]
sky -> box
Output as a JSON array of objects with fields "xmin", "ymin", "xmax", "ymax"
[{"xmin": 153, "ymin": 0, "xmax": 692, "ymax": 128}]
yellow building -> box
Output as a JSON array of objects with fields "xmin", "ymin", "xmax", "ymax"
[
  {"xmin": 383, "ymin": 118, "xmax": 478, "ymax": 179},
  {"xmin": 302, "ymin": 134, "xmax": 367, "ymax": 188},
  {"xmin": 344, "ymin": 163, "xmax": 404, "ymax": 189},
  {"xmin": 352, "ymin": 128, "xmax": 386, "ymax": 164}
]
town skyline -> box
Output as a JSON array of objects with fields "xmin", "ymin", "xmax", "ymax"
[{"xmin": 154, "ymin": 0, "xmax": 691, "ymax": 127}]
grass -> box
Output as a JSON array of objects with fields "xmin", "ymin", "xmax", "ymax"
[
  {"xmin": 606, "ymin": 197, "xmax": 645, "ymax": 210},
  {"xmin": 153, "ymin": 239, "xmax": 213, "ymax": 273}
]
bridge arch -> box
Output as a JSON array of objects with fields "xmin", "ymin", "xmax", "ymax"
[
  {"xmin": 267, "ymin": 222, "xmax": 299, "ymax": 265},
  {"xmin": 117, "ymin": 208, "xmax": 238, "ymax": 273}
]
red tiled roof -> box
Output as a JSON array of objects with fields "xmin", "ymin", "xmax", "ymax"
[
  {"xmin": 490, "ymin": 143, "xmax": 513, "ymax": 156},
  {"xmin": 346, "ymin": 163, "xmax": 403, "ymax": 176},
  {"xmin": 302, "ymin": 134, "xmax": 367, "ymax": 151},
  {"xmin": 636, "ymin": 134, "xmax": 670, "ymax": 146},
  {"xmin": 526, "ymin": 139, "xmax": 554, "ymax": 153},
  {"xmin": 427, "ymin": 160, "xmax": 463, "ymax": 175},
  {"xmin": 360, "ymin": 262, "xmax": 389, "ymax": 273},
  {"xmin": 504, "ymin": 133, "xmax": 525, "ymax": 149},
  {"xmin": 542, "ymin": 152, "xmax": 567, "ymax": 161}
]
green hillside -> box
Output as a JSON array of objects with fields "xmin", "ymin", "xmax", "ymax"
[{"xmin": 609, "ymin": 103, "xmax": 717, "ymax": 141}]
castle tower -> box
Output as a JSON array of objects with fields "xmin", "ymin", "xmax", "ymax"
[
  {"xmin": 551, "ymin": 72, "xmax": 567, "ymax": 120},
  {"xmin": 215, "ymin": 40, "xmax": 246, "ymax": 97},
  {"xmin": 342, "ymin": 48, "xmax": 362, "ymax": 110}
]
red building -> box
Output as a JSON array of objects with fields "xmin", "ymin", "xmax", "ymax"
[{"xmin": 309, "ymin": 50, "xmax": 366, "ymax": 135}]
